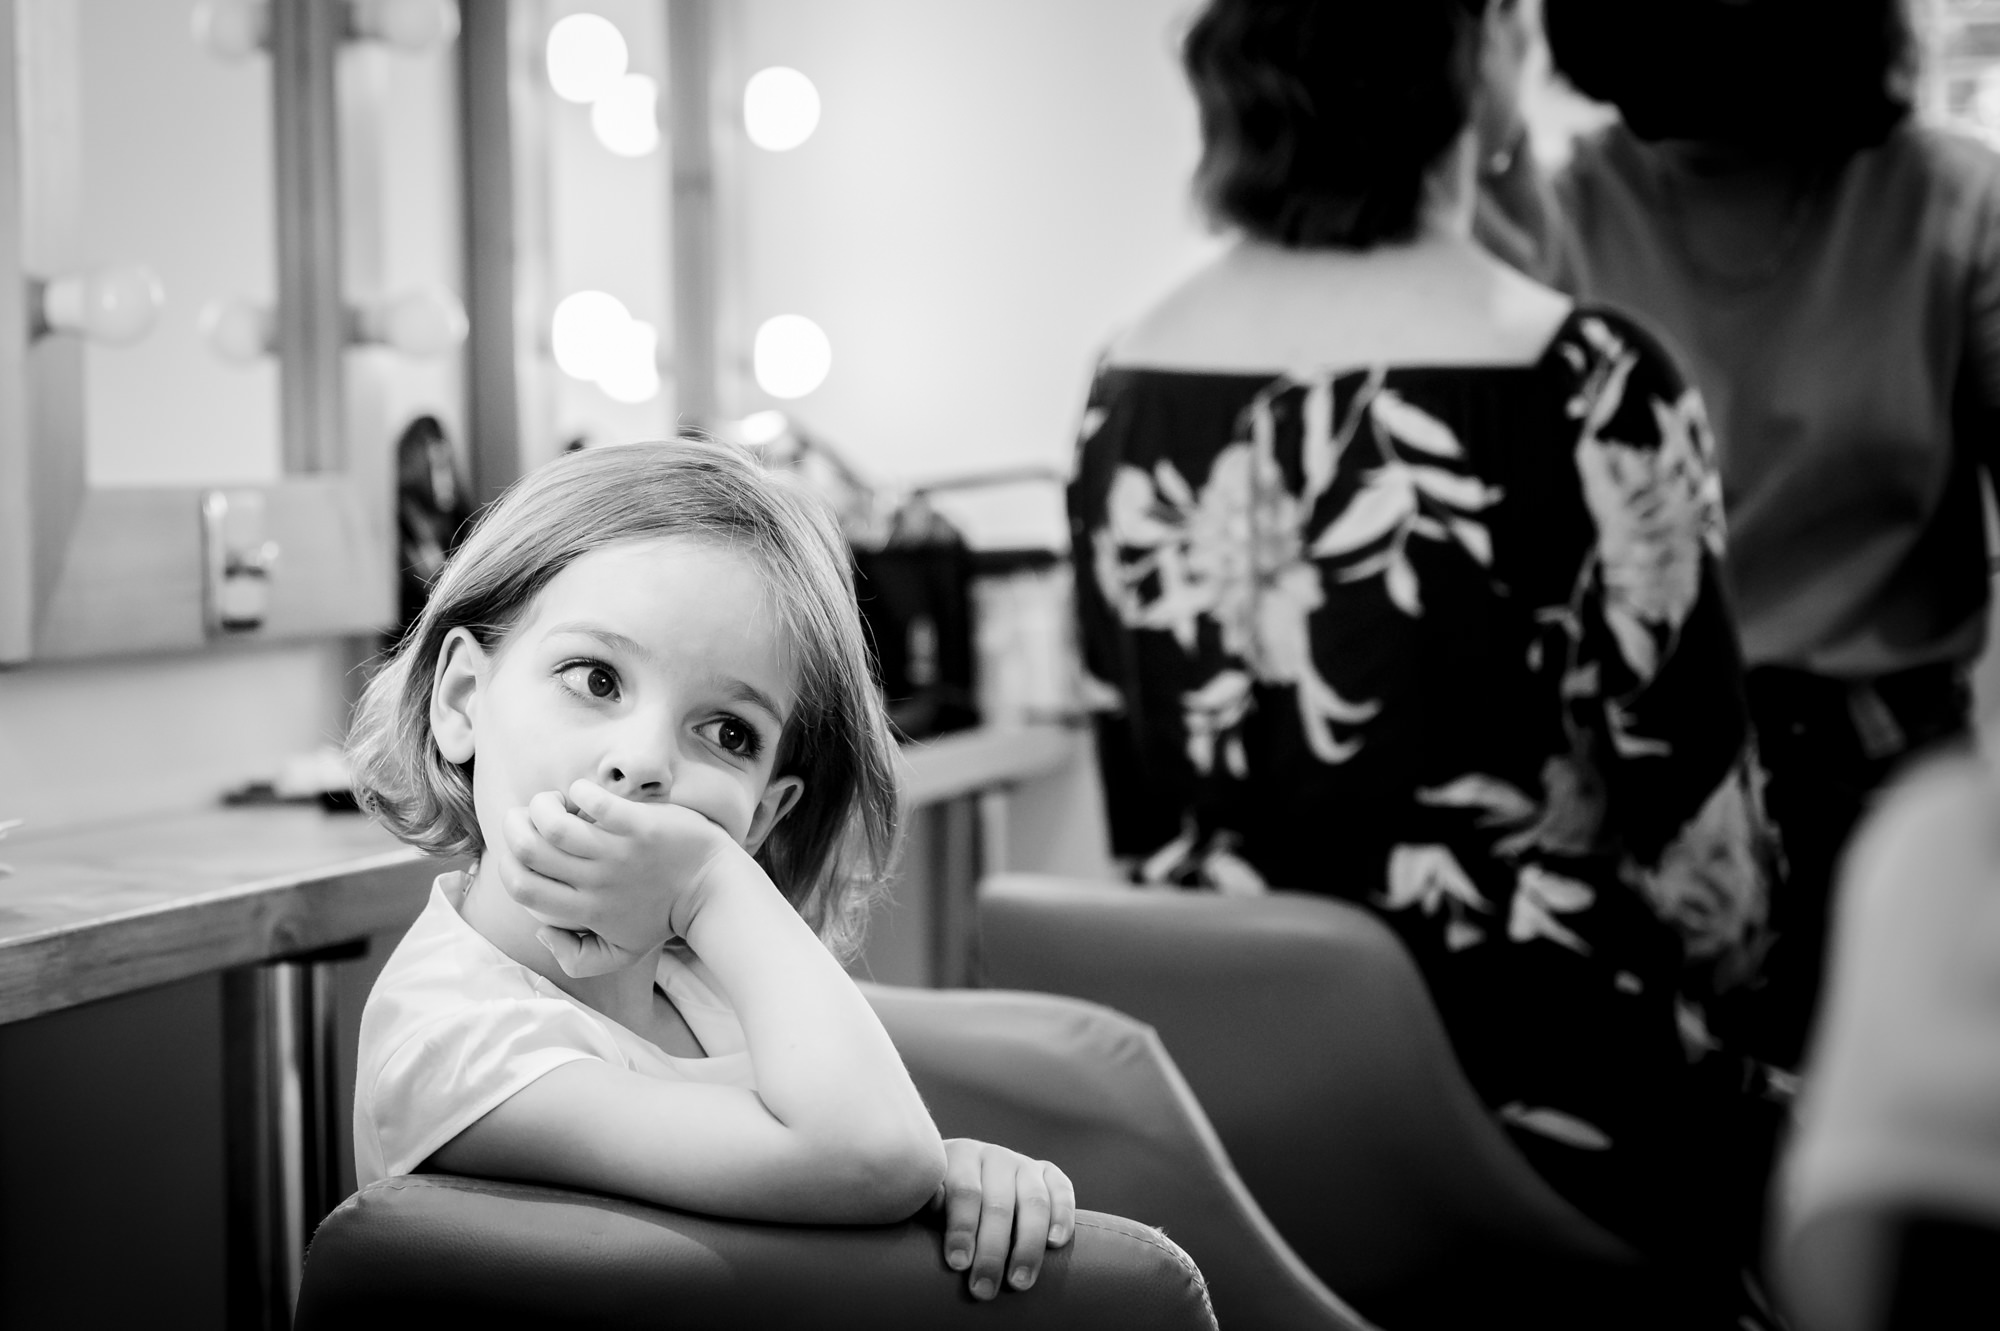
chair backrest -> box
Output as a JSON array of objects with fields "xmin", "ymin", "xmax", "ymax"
[
  {"xmin": 864, "ymin": 983, "xmax": 1370, "ymax": 1331},
  {"xmin": 296, "ymin": 1176, "xmax": 1216, "ymax": 1330},
  {"xmin": 977, "ymin": 874, "xmax": 1636, "ymax": 1321}
]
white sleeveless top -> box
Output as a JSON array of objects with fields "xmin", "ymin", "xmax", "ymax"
[{"xmin": 354, "ymin": 871, "xmax": 756, "ymax": 1187}]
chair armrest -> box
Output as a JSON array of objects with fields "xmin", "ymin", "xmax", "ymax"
[{"xmin": 297, "ymin": 1174, "xmax": 1214, "ymax": 1330}]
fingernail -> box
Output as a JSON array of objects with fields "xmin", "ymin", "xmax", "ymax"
[
  {"xmin": 1049, "ymin": 1225, "xmax": 1068, "ymax": 1245},
  {"xmin": 970, "ymin": 1278, "xmax": 995, "ymax": 1300},
  {"xmin": 946, "ymin": 1248, "xmax": 969, "ymax": 1271},
  {"xmin": 1011, "ymin": 1266, "xmax": 1033, "ymax": 1289}
]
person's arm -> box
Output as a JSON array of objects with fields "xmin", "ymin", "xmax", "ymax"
[
  {"xmin": 1560, "ymin": 316, "xmax": 1771, "ymax": 976},
  {"xmin": 1964, "ymin": 159, "xmax": 2000, "ymax": 513},
  {"xmin": 434, "ymin": 793, "xmax": 945, "ymax": 1224},
  {"xmin": 438, "ymin": 784, "xmax": 1078, "ymax": 1300}
]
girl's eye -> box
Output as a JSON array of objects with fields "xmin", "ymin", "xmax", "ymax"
[
  {"xmin": 710, "ymin": 717, "xmax": 761, "ymax": 757},
  {"xmin": 560, "ymin": 663, "xmax": 619, "ymax": 700}
]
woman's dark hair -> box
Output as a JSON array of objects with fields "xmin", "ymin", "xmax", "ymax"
[
  {"xmin": 1546, "ymin": 0, "xmax": 1914, "ymax": 153},
  {"xmin": 1183, "ymin": 0, "xmax": 1492, "ymax": 250}
]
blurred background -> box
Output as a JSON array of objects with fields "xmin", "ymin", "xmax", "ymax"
[{"xmin": 5, "ymin": 2, "xmax": 2000, "ymax": 1325}]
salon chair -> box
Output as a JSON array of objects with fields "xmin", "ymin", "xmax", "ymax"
[
  {"xmin": 977, "ymin": 874, "xmax": 1643, "ymax": 1328},
  {"xmin": 295, "ymin": 984, "xmax": 1231, "ymax": 1330}
]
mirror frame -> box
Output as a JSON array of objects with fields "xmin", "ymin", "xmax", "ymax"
[{"xmin": 0, "ymin": 0, "xmax": 400, "ymax": 664}]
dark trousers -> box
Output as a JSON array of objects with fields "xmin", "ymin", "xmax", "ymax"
[{"xmin": 1739, "ymin": 663, "xmax": 1973, "ymax": 1070}]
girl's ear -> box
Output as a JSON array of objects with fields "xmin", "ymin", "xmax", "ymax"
[
  {"xmin": 431, "ymin": 628, "xmax": 490, "ymax": 765},
  {"xmin": 744, "ymin": 774, "xmax": 805, "ymax": 856}
]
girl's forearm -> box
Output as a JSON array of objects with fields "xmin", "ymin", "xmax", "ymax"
[{"xmin": 682, "ymin": 857, "xmax": 944, "ymax": 1193}]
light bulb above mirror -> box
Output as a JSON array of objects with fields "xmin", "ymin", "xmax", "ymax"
[
  {"xmin": 191, "ymin": 0, "xmax": 267, "ymax": 60},
  {"xmin": 546, "ymin": 13, "xmax": 628, "ymax": 104},
  {"xmin": 352, "ymin": 286, "xmax": 469, "ymax": 357},
  {"xmin": 591, "ymin": 73, "xmax": 660, "ymax": 157},
  {"xmin": 744, "ymin": 67, "xmax": 821, "ymax": 151},
  {"xmin": 753, "ymin": 314, "xmax": 831, "ymax": 399},
  {"xmin": 550, "ymin": 290, "xmax": 660, "ymax": 404},
  {"xmin": 193, "ymin": 0, "xmax": 459, "ymax": 60},
  {"xmin": 199, "ymin": 296, "xmax": 274, "ymax": 363},
  {"xmin": 37, "ymin": 266, "xmax": 165, "ymax": 345},
  {"xmin": 348, "ymin": 0, "xmax": 459, "ymax": 51}
]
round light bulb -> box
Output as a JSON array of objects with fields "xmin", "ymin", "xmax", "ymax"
[
  {"xmin": 199, "ymin": 296, "xmax": 274, "ymax": 363},
  {"xmin": 743, "ymin": 66, "xmax": 821, "ymax": 151},
  {"xmin": 546, "ymin": 13, "xmax": 627, "ymax": 104},
  {"xmin": 350, "ymin": 0, "xmax": 460, "ymax": 52},
  {"xmin": 364, "ymin": 286, "xmax": 468, "ymax": 357},
  {"xmin": 550, "ymin": 289, "xmax": 632, "ymax": 381},
  {"xmin": 596, "ymin": 319, "xmax": 660, "ymax": 404},
  {"xmin": 753, "ymin": 314, "xmax": 832, "ymax": 399},
  {"xmin": 737, "ymin": 409, "xmax": 789, "ymax": 445},
  {"xmin": 43, "ymin": 266, "xmax": 165, "ymax": 345},
  {"xmin": 590, "ymin": 73, "xmax": 660, "ymax": 157},
  {"xmin": 191, "ymin": 0, "xmax": 268, "ymax": 61}
]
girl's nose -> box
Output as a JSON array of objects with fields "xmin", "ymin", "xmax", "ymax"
[{"xmin": 596, "ymin": 731, "xmax": 676, "ymax": 800}]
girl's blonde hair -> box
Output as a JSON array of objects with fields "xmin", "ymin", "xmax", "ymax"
[{"xmin": 347, "ymin": 439, "xmax": 901, "ymax": 960}]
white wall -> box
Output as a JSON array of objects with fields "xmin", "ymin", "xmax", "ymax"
[
  {"xmin": 719, "ymin": 0, "xmax": 1220, "ymax": 490},
  {"xmin": 0, "ymin": 640, "xmax": 355, "ymax": 834}
]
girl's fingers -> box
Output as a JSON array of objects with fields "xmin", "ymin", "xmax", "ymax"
[
  {"xmin": 966, "ymin": 1148, "xmax": 1016, "ymax": 1302},
  {"xmin": 1004, "ymin": 1159, "xmax": 1054, "ymax": 1290},
  {"xmin": 938, "ymin": 1143, "xmax": 984, "ymax": 1275},
  {"xmin": 503, "ymin": 808, "xmax": 600, "ymax": 888},
  {"xmin": 535, "ymin": 927, "xmax": 627, "ymax": 978},
  {"xmin": 565, "ymin": 778, "xmax": 639, "ymax": 833},
  {"xmin": 1046, "ymin": 1163, "xmax": 1076, "ymax": 1247},
  {"xmin": 525, "ymin": 790, "xmax": 613, "ymax": 858}
]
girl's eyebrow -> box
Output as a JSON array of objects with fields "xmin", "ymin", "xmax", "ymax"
[
  {"xmin": 543, "ymin": 621, "xmax": 791, "ymax": 724},
  {"xmin": 723, "ymin": 680, "xmax": 791, "ymax": 727},
  {"xmin": 543, "ymin": 622, "xmax": 650, "ymax": 661}
]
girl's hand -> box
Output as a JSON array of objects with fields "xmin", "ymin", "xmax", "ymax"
[
  {"xmin": 498, "ymin": 778, "xmax": 743, "ymax": 977},
  {"xmin": 932, "ymin": 1139, "xmax": 1075, "ymax": 1300}
]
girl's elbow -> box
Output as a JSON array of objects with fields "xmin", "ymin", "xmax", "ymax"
[{"xmin": 840, "ymin": 1129, "xmax": 946, "ymax": 1222}]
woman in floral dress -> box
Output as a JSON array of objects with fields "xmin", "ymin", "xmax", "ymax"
[{"xmin": 1073, "ymin": 0, "xmax": 1785, "ymax": 1322}]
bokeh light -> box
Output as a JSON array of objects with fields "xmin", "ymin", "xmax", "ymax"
[
  {"xmin": 753, "ymin": 314, "xmax": 831, "ymax": 399},
  {"xmin": 546, "ymin": 14, "xmax": 627, "ymax": 104},
  {"xmin": 597, "ymin": 319, "xmax": 661, "ymax": 404},
  {"xmin": 743, "ymin": 67, "xmax": 821, "ymax": 151},
  {"xmin": 551, "ymin": 290, "xmax": 632, "ymax": 381},
  {"xmin": 591, "ymin": 72, "xmax": 660, "ymax": 157},
  {"xmin": 737, "ymin": 409, "xmax": 789, "ymax": 445}
]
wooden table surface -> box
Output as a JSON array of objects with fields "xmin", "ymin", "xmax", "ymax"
[{"xmin": 0, "ymin": 724, "xmax": 1080, "ymax": 1025}]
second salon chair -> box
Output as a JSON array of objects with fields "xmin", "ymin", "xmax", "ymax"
[{"xmin": 978, "ymin": 873, "xmax": 1643, "ymax": 1329}]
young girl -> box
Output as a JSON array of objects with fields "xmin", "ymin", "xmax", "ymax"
[{"xmin": 347, "ymin": 439, "xmax": 1074, "ymax": 1302}]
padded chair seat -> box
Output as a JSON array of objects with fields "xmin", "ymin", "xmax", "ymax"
[{"xmin": 296, "ymin": 1175, "xmax": 1212, "ymax": 1330}]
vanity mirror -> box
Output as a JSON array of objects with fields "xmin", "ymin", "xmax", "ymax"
[{"xmin": 0, "ymin": 0, "xmax": 464, "ymax": 664}]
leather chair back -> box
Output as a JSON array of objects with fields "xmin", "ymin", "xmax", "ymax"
[
  {"xmin": 297, "ymin": 1174, "xmax": 1214, "ymax": 1330},
  {"xmin": 298, "ymin": 981, "xmax": 1225, "ymax": 1329},
  {"xmin": 977, "ymin": 874, "xmax": 1637, "ymax": 1324}
]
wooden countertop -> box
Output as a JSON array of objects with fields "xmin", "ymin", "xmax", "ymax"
[{"xmin": 0, "ymin": 724, "xmax": 1081, "ymax": 1025}]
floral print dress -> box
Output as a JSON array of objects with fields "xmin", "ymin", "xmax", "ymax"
[{"xmin": 1072, "ymin": 309, "xmax": 1783, "ymax": 1265}]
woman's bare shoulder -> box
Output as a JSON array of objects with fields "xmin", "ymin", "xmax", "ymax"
[{"xmin": 1108, "ymin": 240, "xmax": 1573, "ymax": 374}]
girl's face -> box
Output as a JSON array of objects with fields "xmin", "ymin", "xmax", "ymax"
[{"xmin": 431, "ymin": 536, "xmax": 805, "ymax": 859}]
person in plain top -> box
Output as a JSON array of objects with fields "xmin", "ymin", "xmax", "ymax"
[
  {"xmin": 345, "ymin": 440, "xmax": 1073, "ymax": 1303},
  {"xmin": 1073, "ymin": 0, "xmax": 1785, "ymax": 1324},
  {"xmin": 1515, "ymin": 0, "xmax": 1998, "ymax": 1070}
]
